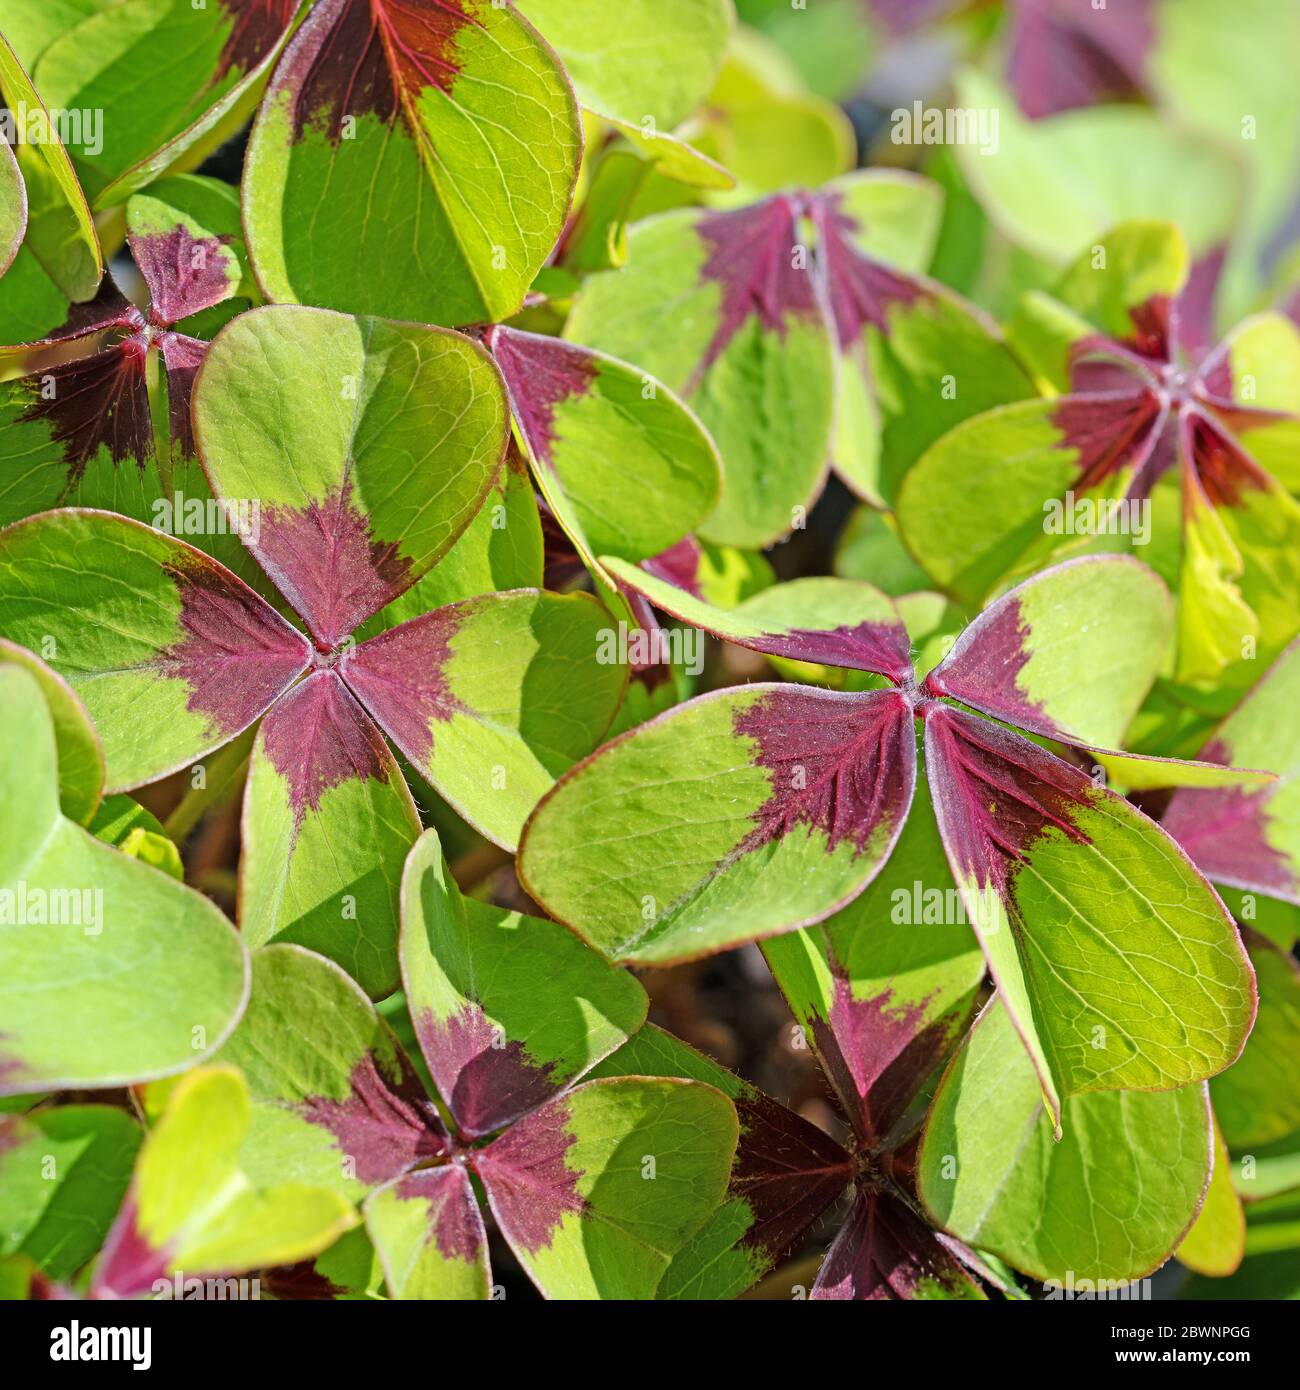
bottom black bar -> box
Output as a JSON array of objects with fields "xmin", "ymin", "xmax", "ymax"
[{"xmin": 0, "ymin": 1294, "xmax": 1291, "ymax": 1375}]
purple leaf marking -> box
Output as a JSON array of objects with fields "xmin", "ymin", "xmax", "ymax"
[
  {"xmin": 641, "ymin": 536, "xmax": 706, "ymax": 599},
  {"xmin": 1176, "ymin": 246, "xmax": 1227, "ymax": 360},
  {"xmin": 752, "ymin": 618, "xmax": 915, "ymax": 681},
  {"xmin": 868, "ymin": 0, "xmax": 957, "ymax": 34},
  {"xmin": 811, "ymin": 1186, "xmax": 975, "ymax": 1300},
  {"xmin": 475, "ymin": 1093, "xmax": 584, "ymax": 1254},
  {"xmin": 485, "ymin": 326, "xmax": 598, "ymax": 462},
  {"xmin": 1008, "ymin": 0, "xmax": 1153, "ymax": 119},
  {"xmin": 259, "ymin": 671, "xmax": 395, "ymax": 831},
  {"xmin": 20, "ymin": 339, "xmax": 153, "ymax": 477},
  {"xmin": 731, "ymin": 1091, "xmax": 852, "ymax": 1266},
  {"xmin": 216, "ymin": 0, "xmax": 301, "ymax": 79},
  {"xmin": 1181, "ymin": 409, "xmax": 1272, "ymax": 510},
  {"xmin": 392, "ymin": 1163, "xmax": 486, "ymax": 1263},
  {"xmin": 690, "ymin": 195, "xmax": 821, "ymax": 389},
  {"xmin": 159, "ymin": 551, "xmax": 310, "ymax": 741},
  {"xmin": 0, "ymin": 1115, "xmax": 23, "ymax": 1158},
  {"xmin": 1163, "ymin": 742, "xmax": 1297, "ymax": 902},
  {"xmin": 298, "ymin": 1050, "xmax": 448, "ymax": 1187},
  {"xmin": 128, "ymin": 224, "xmax": 237, "ymax": 326},
  {"xmin": 1050, "ymin": 387, "xmax": 1164, "ymax": 492},
  {"xmin": 734, "ymin": 687, "xmax": 917, "ymax": 859},
  {"xmin": 91, "ymin": 1196, "xmax": 171, "ymax": 1299},
  {"xmin": 415, "ymin": 1002, "xmax": 561, "ymax": 1140},
  {"xmin": 537, "ymin": 492, "xmax": 588, "ymax": 590},
  {"xmin": 809, "ymin": 193, "xmax": 926, "ymax": 349},
  {"xmin": 1123, "ymin": 295, "xmax": 1175, "ymax": 362},
  {"xmin": 26, "ymin": 277, "xmax": 141, "ymax": 348},
  {"xmin": 924, "ymin": 703, "xmax": 1091, "ymax": 898},
  {"xmin": 262, "ymin": 1260, "xmax": 347, "ymax": 1300},
  {"xmin": 0, "ymin": 1040, "xmax": 32, "ymax": 1093},
  {"xmin": 342, "ymin": 604, "xmax": 465, "ymax": 771},
  {"xmin": 925, "ymin": 592, "xmax": 1068, "ymax": 743},
  {"xmin": 159, "ymin": 333, "xmax": 209, "ymax": 460},
  {"xmin": 252, "ymin": 480, "xmax": 414, "ymax": 648},
  {"xmin": 812, "ymin": 974, "xmax": 963, "ymax": 1149},
  {"xmin": 277, "ymin": 0, "xmax": 480, "ymax": 144}
]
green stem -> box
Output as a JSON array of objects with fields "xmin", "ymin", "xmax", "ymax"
[{"xmin": 163, "ymin": 725, "xmax": 256, "ymax": 844}]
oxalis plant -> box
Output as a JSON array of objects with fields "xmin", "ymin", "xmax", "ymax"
[{"xmin": 2, "ymin": 0, "xmax": 1300, "ymax": 1309}]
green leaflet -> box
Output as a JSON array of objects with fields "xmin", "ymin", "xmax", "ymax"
[
  {"xmin": 0, "ymin": 637, "xmax": 102, "ymax": 825},
  {"xmin": 1178, "ymin": 497, "xmax": 1259, "ymax": 687},
  {"xmin": 488, "ymin": 325, "xmax": 722, "ymax": 566},
  {"xmin": 1224, "ymin": 314, "xmax": 1300, "ymax": 491},
  {"xmin": 834, "ymin": 506, "xmax": 934, "ymax": 597},
  {"xmin": 923, "ymin": 557, "xmax": 1267, "ymax": 795},
  {"xmin": 0, "ymin": 1104, "xmax": 141, "ymax": 1279},
  {"xmin": 364, "ymin": 1166, "xmax": 489, "ymax": 1301},
  {"xmin": 0, "ymin": 30, "xmax": 101, "ymax": 305},
  {"xmin": 600, "ymin": 116, "xmax": 735, "ymax": 193},
  {"xmin": 1239, "ymin": 1190, "xmax": 1300, "ymax": 1257},
  {"xmin": 919, "ymin": 999, "xmax": 1213, "ymax": 1285},
  {"xmin": 400, "ymin": 829, "xmax": 647, "ymax": 1137},
  {"xmin": 0, "ymin": 663, "xmax": 249, "ymax": 1094},
  {"xmin": 691, "ymin": 29, "xmax": 855, "ymax": 203},
  {"xmin": 927, "ymin": 554, "xmax": 1174, "ymax": 750},
  {"xmin": 0, "ymin": 244, "xmax": 69, "ymax": 349},
  {"xmin": 1151, "ymin": 0, "xmax": 1300, "ymax": 317},
  {"xmin": 356, "ymin": 448, "xmax": 543, "ymax": 636},
  {"xmin": 477, "ymin": 1076, "xmax": 737, "ymax": 1300},
  {"xmin": 565, "ymin": 199, "xmax": 837, "ymax": 549},
  {"xmin": 240, "ymin": 672, "xmax": 421, "ymax": 1001},
  {"xmin": 848, "ymin": 284, "xmax": 1034, "ymax": 506},
  {"xmin": 925, "ymin": 707, "xmax": 1256, "ymax": 1128},
  {"xmin": 954, "ymin": 68, "xmax": 1241, "ymax": 265},
  {"xmin": 0, "ymin": 511, "xmax": 313, "ymax": 791},
  {"xmin": 93, "ymin": 1066, "xmax": 357, "ymax": 1297},
  {"xmin": 1054, "ymin": 220, "xmax": 1188, "ymax": 335},
  {"xmin": 0, "ymin": 1, "xmax": 103, "ymax": 71},
  {"xmin": 896, "ymin": 396, "xmax": 1102, "ymax": 606},
  {"xmin": 1233, "ymin": 1128, "xmax": 1300, "ymax": 1205},
  {"xmin": 1222, "ymin": 891, "xmax": 1299, "ymax": 954},
  {"xmin": 813, "ymin": 171, "xmax": 1033, "ymax": 505},
  {"xmin": 558, "ymin": 145, "xmax": 650, "ymax": 274},
  {"xmin": 0, "ymin": 138, "xmax": 23, "ymax": 276},
  {"xmin": 343, "ymin": 590, "xmax": 628, "ymax": 851},
  {"xmin": 215, "ymin": 945, "xmax": 443, "ymax": 1202},
  {"xmin": 243, "ymin": 0, "xmax": 581, "ymax": 326},
  {"xmin": 124, "ymin": 172, "xmax": 249, "ymax": 319},
  {"xmin": 1204, "ymin": 470, "xmax": 1300, "ymax": 682},
  {"xmin": 1181, "ymin": 1248, "xmax": 1300, "ymax": 1299},
  {"xmin": 297, "ymin": 1225, "xmax": 387, "ymax": 1301},
  {"xmin": 586, "ymin": 1025, "xmax": 776, "ymax": 1301},
  {"xmin": 520, "ymin": 0, "xmax": 731, "ymax": 128},
  {"xmin": 28, "ymin": 0, "xmax": 298, "ymax": 208},
  {"xmin": 519, "ymin": 682, "xmax": 917, "ymax": 964},
  {"xmin": 734, "ymin": 0, "xmax": 877, "ymax": 102},
  {"xmin": 192, "ymin": 305, "xmax": 510, "ymax": 645},
  {"xmin": 1178, "ymin": 1119, "xmax": 1246, "ymax": 1278},
  {"xmin": 1009, "ymin": 221, "xmax": 1190, "ymax": 390}
]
